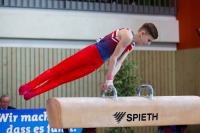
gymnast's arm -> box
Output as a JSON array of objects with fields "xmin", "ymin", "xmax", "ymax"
[
  {"xmin": 113, "ymin": 51, "xmax": 130, "ymax": 75},
  {"xmin": 108, "ymin": 29, "xmax": 133, "ymax": 75}
]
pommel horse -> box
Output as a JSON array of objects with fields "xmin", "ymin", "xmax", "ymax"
[{"xmin": 46, "ymin": 85, "xmax": 200, "ymax": 133}]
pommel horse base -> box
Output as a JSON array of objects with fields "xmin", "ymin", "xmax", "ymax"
[{"xmin": 46, "ymin": 85, "xmax": 200, "ymax": 133}]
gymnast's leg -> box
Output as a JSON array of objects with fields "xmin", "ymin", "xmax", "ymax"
[
  {"xmin": 18, "ymin": 44, "xmax": 101, "ymax": 95},
  {"xmin": 24, "ymin": 63, "xmax": 104, "ymax": 100}
]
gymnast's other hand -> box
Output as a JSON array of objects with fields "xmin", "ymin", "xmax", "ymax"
[{"xmin": 100, "ymin": 80, "xmax": 114, "ymax": 92}]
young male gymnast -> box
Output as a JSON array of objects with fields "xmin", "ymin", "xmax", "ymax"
[{"xmin": 19, "ymin": 23, "xmax": 158, "ymax": 100}]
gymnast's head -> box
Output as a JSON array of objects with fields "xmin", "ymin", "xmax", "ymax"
[{"xmin": 135, "ymin": 23, "xmax": 158, "ymax": 46}]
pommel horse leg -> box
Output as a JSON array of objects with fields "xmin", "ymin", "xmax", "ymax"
[
  {"xmin": 63, "ymin": 128, "xmax": 96, "ymax": 133},
  {"xmin": 82, "ymin": 128, "xmax": 96, "ymax": 133},
  {"xmin": 63, "ymin": 129, "xmax": 68, "ymax": 133},
  {"xmin": 158, "ymin": 125, "xmax": 187, "ymax": 133}
]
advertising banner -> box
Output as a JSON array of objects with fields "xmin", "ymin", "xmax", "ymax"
[{"xmin": 0, "ymin": 108, "xmax": 82, "ymax": 133}]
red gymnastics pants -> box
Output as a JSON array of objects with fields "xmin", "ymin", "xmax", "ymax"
[{"xmin": 23, "ymin": 44, "xmax": 104, "ymax": 97}]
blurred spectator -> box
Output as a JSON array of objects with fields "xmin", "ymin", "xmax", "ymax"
[{"xmin": 0, "ymin": 94, "xmax": 16, "ymax": 110}]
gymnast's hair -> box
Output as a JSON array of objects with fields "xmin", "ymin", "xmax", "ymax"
[{"xmin": 139, "ymin": 23, "xmax": 158, "ymax": 39}]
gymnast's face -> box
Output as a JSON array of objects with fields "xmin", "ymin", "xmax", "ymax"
[{"xmin": 137, "ymin": 31, "xmax": 154, "ymax": 46}]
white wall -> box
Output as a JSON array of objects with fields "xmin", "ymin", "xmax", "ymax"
[
  {"xmin": 0, "ymin": 7, "xmax": 178, "ymax": 50},
  {"xmin": 0, "ymin": 7, "xmax": 179, "ymax": 42}
]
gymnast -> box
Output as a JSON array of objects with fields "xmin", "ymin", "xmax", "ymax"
[{"xmin": 19, "ymin": 23, "xmax": 158, "ymax": 100}]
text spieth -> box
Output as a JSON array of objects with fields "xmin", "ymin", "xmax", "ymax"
[{"xmin": 127, "ymin": 113, "xmax": 158, "ymax": 121}]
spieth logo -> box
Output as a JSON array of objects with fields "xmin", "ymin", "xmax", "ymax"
[
  {"xmin": 113, "ymin": 112, "xmax": 126, "ymax": 124},
  {"xmin": 113, "ymin": 112, "xmax": 159, "ymax": 124}
]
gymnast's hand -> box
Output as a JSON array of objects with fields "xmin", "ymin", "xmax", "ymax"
[
  {"xmin": 100, "ymin": 80, "xmax": 114, "ymax": 92},
  {"xmin": 100, "ymin": 73, "xmax": 114, "ymax": 92}
]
